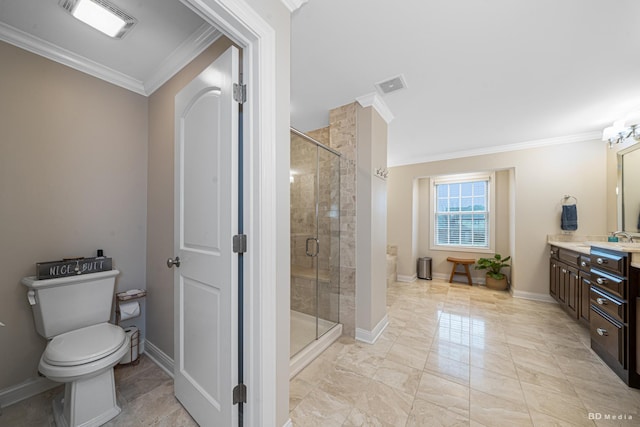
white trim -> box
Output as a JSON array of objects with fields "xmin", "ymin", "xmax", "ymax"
[
  {"xmin": 356, "ymin": 92, "xmax": 394, "ymax": 124},
  {"xmin": 389, "ymin": 131, "xmax": 602, "ymax": 167},
  {"xmin": 282, "ymin": 419, "xmax": 293, "ymax": 427},
  {"xmin": 355, "ymin": 315, "xmax": 389, "ymax": 344},
  {"xmin": 0, "ymin": 376, "xmax": 58, "ymax": 409},
  {"xmin": 182, "ymin": 1, "xmax": 279, "ymax": 426},
  {"xmin": 0, "ymin": 20, "xmax": 222, "ymax": 97},
  {"xmin": 0, "ymin": 21, "xmax": 146, "ymax": 94},
  {"xmin": 279, "ymin": 0, "xmax": 309, "ymax": 12},
  {"xmin": 510, "ymin": 289, "xmax": 556, "ymax": 303},
  {"xmin": 397, "ymin": 273, "xmax": 417, "ymax": 282},
  {"xmin": 142, "ymin": 339, "xmax": 175, "ymax": 378},
  {"xmin": 289, "ymin": 324, "xmax": 342, "ymax": 379},
  {"xmin": 145, "ymin": 24, "xmax": 222, "ymax": 94}
]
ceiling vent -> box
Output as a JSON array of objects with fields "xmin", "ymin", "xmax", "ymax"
[
  {"xmin": 375, "ymin": 74, "xmax": 408, "ymax": 95},
  {"xmin": 59, "ymin": 0, "xmax": 137, "ymax": 39}
]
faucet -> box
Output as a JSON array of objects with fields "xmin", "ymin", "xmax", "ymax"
[{"xmin": 612, "ymin": 231, "xmax": 635, "ymax": 242}]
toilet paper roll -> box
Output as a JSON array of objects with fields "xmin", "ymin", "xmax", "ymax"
[{"xmin": 119, "ymin": 301, "xmax": 140, "ymax": 321}]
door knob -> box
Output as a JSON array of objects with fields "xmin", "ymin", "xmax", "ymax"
[{"xmin": 167, "ymin": 257, "xmax": 181, "ymax": 268}]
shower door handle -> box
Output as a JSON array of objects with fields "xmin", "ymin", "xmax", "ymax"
[{"xmin": 306, "ymin": 237, "xmax": 319, "ymax": 257}]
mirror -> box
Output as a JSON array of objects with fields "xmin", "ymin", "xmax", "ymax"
[{"xmin": 618, "ymin": 143, "xmax": 640, "ymax": 235}]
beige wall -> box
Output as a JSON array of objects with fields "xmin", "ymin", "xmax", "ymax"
[
  {"xmin": 415, "ymin": 169, "xmax": 512, "ymax": 283},
  {"xmin": 388, "ymin": 139, "xmax": 608, "ymax": 298},
  {"xmin": 146, "ymin": 36, "xmax": 235, "ymax": 359},
  {"xmin": 0, "ymin": 41, "xmax": 148, "ymax": 390},
  {"xmin": 356, "ymin": 105, "xmax": 388, "ymax": 332}
]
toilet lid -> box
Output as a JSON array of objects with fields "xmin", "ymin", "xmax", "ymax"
[{"xmin": 43, "ymin": 323, "xmax": 126, "ymax": 366}]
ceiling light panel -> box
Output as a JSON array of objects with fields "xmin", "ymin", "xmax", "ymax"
[
  {"xmin": 375, "ymin": 74, "xmax": 408, "ymax": 95},
  {"xmin": 59, "ymin": 0, "xmax": 137, "ymax": 39}
]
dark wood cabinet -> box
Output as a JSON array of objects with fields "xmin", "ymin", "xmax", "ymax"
[
  {"xmin": 549, "ymin": 246, "xmax": 587, "ymax": 322},
  {"xmin": 589, "ymin": 247, "xmax": 639, "ymax": 388},
  {"xmin": 579, "ymin": 271, "xmax": 591, "ymax": 323}
]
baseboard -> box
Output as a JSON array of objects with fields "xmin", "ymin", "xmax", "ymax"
[
  {"xmin": 355, "ymin": 314, "xmax": 389, "ymax": 344},
  {"xmin": 0, "ymin": 376, "xmax": 58, "ymax": 410},
  {"xmin": 282, "ymin": 419, "xmax": 293, "ymax": 427},
  {"xmin": 510, "ymin": 289, "xmax": 556, "ymax": 303},
  {"xmin": 397, "ymin": 274, "xmax": 417, "ymax": 282},
  {"xmin": 143, "ymin": 339, "xmax": 175, "ymax": 378}
]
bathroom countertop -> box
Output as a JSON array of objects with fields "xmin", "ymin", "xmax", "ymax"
[{"xmin": 547, "ymin": 235, "xmax": 640, "ymax": 268}]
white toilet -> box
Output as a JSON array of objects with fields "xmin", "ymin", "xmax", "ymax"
[{"xmin": 22, "ymin": 269, "xmax": 130, "ymax": 427}]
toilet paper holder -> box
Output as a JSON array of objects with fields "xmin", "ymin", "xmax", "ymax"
[{"xmin": 114, "ymin": 289, "xmax": 146, "ymax": 324}]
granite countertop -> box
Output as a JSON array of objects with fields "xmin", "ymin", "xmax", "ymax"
[{"xmin": 547, "ymin": 235, "xmax": 640, "ymax": 268}]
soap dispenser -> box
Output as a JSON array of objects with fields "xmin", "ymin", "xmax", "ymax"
[{"xmin": 608, "ymin": 233, "xmax": 619, "ymax": 243}]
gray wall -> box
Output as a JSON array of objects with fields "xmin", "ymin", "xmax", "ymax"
[{"xmin": 0, "ymin": 40, "xmax": 148, "ymax": 390}]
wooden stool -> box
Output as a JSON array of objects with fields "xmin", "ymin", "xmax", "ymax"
[{"xmin": 446, "ymin": 257, "xmax": 475, "ymax": 286}]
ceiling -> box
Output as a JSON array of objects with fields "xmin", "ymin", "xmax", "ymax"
[
  {"xmin": 290, "ymin": 0, "xmax": 640, "ymax": 166},
  {"xmin": 2, "ymin": 1, "xmax": 640, "ymax": 166}
]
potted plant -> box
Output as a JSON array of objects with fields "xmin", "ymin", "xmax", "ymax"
[{"xmin": 475, "ymin": 254, "xmax": 511, "ymax": 290}]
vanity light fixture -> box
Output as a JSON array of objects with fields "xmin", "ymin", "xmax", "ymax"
[
  {"xmin": 59, "ymin": 0, "xmax": 137, "ymax": 39},
  {"xmin": 602, "ymin": 112, "xmax": 640, "ymax": 148}
]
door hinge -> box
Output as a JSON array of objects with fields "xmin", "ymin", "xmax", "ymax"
[
  {"xmin": 233, "ymin": 83, "xmax": 246, "ymax": 104},
  {"xmin": 233, "ymin": 234, "xmax": 247, "ymax": 254},
  {"xmin": 233, "ymin": 383, "xmax": 247, "ymax": 404}
]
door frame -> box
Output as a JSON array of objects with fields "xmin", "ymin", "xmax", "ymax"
[{"xmin": 181, "ymin": 1, "xmax": 278, "ymax": 425}]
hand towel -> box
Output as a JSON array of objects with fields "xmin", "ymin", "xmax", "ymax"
[{"xmin": 561, "ymin": 204, "xmax": 578, "ymax": 231}]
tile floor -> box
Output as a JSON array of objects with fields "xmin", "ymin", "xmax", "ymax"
[
  {"xmin": 0, "ymin": 355, "xmax": 197, "ymax": 427},
  {"xmin": 3, "ymin": 278, "xmax": 640, "ymax": 426},
  {"xmin": 289, "ymin": 279, "xmax": 640, "ymax": 426}
]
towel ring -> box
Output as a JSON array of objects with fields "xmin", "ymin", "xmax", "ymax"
[{"xmin": 561, "ymin": 195, "xmax": 577, "ymax": 205}]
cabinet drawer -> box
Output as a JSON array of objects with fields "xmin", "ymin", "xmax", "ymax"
[
  {"xmin": 559, "ymin": 249, "xmax": 580, "ymax": 267},
  {"xmin": 591, "ymin": 249, "xmax": 626, "ymax": 277},
  {"xmin": 590, "ymin": 269, "xmax": 626, "ymax": 299},
  {"xmin": 590, "ymin": 307, "xmax": 625, "ymax": 367},
  {"xmin": 579, "ymin": 255, "xmax": 591, "ymax": 271},
  {"xmin": 590, "ymin": 286, "xmax": 625, "ymax": 323}
]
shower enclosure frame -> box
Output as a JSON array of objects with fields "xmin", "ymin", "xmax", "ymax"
[{"xmin": 290, "ymin": 128, "xmax": 341, "ymax": 364}]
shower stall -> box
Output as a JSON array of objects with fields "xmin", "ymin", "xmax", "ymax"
[{"xmin": 290, "ymin": 128, "xmax": 341, "ymax": 371}]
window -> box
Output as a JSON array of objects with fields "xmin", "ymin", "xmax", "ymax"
[{"xmin": 430, "ymin": 173, "xmax": 495, "ymax": 251}]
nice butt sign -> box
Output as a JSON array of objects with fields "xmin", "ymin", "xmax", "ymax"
[{"xmin": 36, "ymin": 257, "xmax": 113, "ymax": 279}]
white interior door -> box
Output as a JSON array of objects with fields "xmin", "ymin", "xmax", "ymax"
[{"xmin": 172, "ymin": 46, "xmax": 239, "ymax": 427}]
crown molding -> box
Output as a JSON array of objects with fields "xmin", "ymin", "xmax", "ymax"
[
  {"xmin": 389, "ymin": 131, "xmax": 602, "ymax": 167},
  {"xmin": 0, "ymin": 21, "xmax": 146, "ymax": 95},
  {"xmin": 145, "ymin": 24, "xmax": 221, "ymax": 95},
  {"xmin": 0, "ymin": 21, "xmax": 220, "ymax": 97},
  {"xmin": 280, "ymin": 0, "xmax": 309, "ymax": 12},
  {"xmin": 356, "ymin": 92, "xmax": 395, "ymax": 124}
]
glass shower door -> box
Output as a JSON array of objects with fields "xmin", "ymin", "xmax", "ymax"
[
  {"xmin": 290, "ymin": 132, "xmax": 319, "ymax": 356},
  {"xmin": 316, "ymin": 146, "xmax": 340, "ymax": 337}
]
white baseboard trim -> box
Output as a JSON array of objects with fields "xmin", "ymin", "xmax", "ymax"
[
  {"xmin": 397, "ymin": 274, "xmax": 417, "ymax": 283},
  {"xmin": 355, "ymin": 314, "xmax": 389, "ymax": 344},
  {"xmin": 290, "ymin": 323, "xmax": 342, "ymax": 379},
  {"xmin": 282, "ymin": 418, "xmax": 293, "ymax": 427},
  {"xmin": 143, "ymin": 339, "xmax": 175, "ymax": 378},
  {"xmin": 0, "ymin": 376, "xmax": 58, "ymax": 409},
  {"xmin": 510, "ymin": 289, "xmax": 556, "ymax": 303}
]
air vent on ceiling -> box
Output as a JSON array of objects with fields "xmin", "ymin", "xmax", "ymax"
[
  {"xmin": 59, "ymin": 0, "xmax": 137, "ymax": 39},
  {"xmin": 375, "ymin": 74, "xmax": 408, "ymax": 95}
]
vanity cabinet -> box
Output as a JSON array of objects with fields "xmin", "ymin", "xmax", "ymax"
[
  {"xmin": 589, "ymin": 247, "xmax": 639, "ymax": 387},
  {"xmin": 549, "ymin": 246, "xmax": 589, "ymax": 324}
]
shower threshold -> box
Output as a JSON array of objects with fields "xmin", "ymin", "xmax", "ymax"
[{"xmin": 290, "ymin": 310, "xmax": 342, "ymax": 379}]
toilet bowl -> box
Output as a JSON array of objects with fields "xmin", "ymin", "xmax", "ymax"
[{"xmin": 22, "ymin": 270, "xmax": 128, "ymax": 427}]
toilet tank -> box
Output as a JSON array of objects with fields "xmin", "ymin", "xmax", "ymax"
[{"xmin": 21, "ymin": 270, "xmax": 120, "ymax": 338}]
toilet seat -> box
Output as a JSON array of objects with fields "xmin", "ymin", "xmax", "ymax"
[{"xmin": 43, "ymin": 323, "xmax": 126, "ymax": 367}]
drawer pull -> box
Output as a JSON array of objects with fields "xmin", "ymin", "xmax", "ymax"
[
  {"xmin": 596, "ymin": 297, "xmax": 607, "ymax": 305},
  {"xmin": 550, "ymin": 250, "xmax": 556, "ymax": 256},
  {"xmin": 596, "ymin": 328, "xmax": 608, "ymax": 336},
  {"xmin": 596, "ymin": 257, "xmax": 608, "ymax": 265},
  {"xmin": 581, "ymin": 261, "xmax": 587, "ymax": 267},
  {"xmin": 562, "ymin": 268, "xmax": 567, "ymax": 273},
  {"xmin": 596, "ymin": 278, "xmax": 607, "ymax": 285}
]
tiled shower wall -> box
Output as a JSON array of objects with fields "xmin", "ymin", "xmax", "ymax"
[
  {"xmin": 290, "ymin": 131, "xmax": 341, "ymax": 324},
  {"xmin": 308, "ymin": 102, "xmax": 358, "ymax": 337}
]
